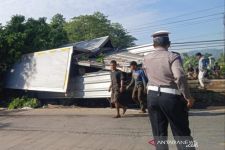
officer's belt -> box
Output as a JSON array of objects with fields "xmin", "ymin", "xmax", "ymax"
[{"xmin": 148, "ymin": 86, "xmax": 181, "ymax": 95}]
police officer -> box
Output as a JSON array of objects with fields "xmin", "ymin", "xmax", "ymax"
[
  {"xmin": 143, "ymin": 31, "xmax": 195, "ymax": 150},
  {"xmin": 126, "ymin": 61, "xmax": 148, "ymax": 113}
]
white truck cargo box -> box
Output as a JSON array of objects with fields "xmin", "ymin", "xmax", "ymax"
[{"xmin": 5, "ymin": 46, "xmax": 73, "ymax": 92}]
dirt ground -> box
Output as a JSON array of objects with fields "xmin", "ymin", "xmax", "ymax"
[{"xmin": 0, "ymin": 107, "xmax": 224, "ymax": 150}]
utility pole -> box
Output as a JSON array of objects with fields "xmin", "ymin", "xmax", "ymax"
[{"xmin": 224, "ymin": 0, "xmax": 225, "ymax": 63}]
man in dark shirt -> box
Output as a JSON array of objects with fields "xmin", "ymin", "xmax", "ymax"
[
  {"xmin": 187, "ymin": 64, "xmax": 195, "ymax": 80},
  {"xmin": 108, "ymin": 60, "xmax": 127, "ymax": 118},
  {"xmin": 126, "ymin": 61, "xmax": 148, "ymax": 113},
  {"xmin": 187, "ymin": 64, "xmax": 194, "ymax": 72}
]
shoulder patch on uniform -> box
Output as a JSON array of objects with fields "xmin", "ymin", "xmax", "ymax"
[
  {"xmin": 171, "ymin": 51, "xmax": 180, "ymax": 55},
  {"xmin": 169, "ymin": 51, "xmax": 181, "ymax": 63}
]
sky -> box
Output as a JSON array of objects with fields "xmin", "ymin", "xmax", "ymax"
[{"xmin": 0, "ymin": 0, "xmax": 224, "ymax": 47}]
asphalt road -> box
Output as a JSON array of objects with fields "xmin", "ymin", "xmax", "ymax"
[{"xmin": 0, "ymin": 108, "xmax": 224, "ymax": 150}]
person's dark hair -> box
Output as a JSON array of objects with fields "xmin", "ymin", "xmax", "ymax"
[
  {"xmin": 195, "ymin": 52, "xmax": 202, "ymax": 57},
  {"xmin": 110, "ymin": 60, "xmax": 117, "ymax": 65},
  {"xmin": 130, "ymin": 61, "xmax": 137, "ymax": 66},
  {"xmin": 153, "ymin": 36, "xmax": 171, "ymax": 48}
]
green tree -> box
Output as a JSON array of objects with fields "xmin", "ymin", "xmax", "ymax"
[
  {"xmin": 23, "ymin": 17, "xmax": 52, "ymax": 52},
  {"xmin": 182, "ymin": 53, "xmax": 198, "ymax": 71},
  {"xmin": 0, "ymin": 15, "xmax": 27, "ymax": 103},
  {"xmin": 217, "ymin": 53, "xmax": 225, "ymax": 77},
  {"xmin": 217, "ymin": 53, "xmax": 225, "ymax": 65},
  {"xmin": 0, "ymin": 14, "xmax": 70, "ymax": 102},
  {"xmin": 65, "ymin": 12, "xmax": 136, "ymax": 49},
  {"xmin": 0, "ymin": 15, "xmax": 26, "ymax": 74},
  {"xmin": 49, "ymin": 14, "xmax": 69, "ymax": 48},
  {"xmin": 0, "ymin": 14, "xmax": 70, "ymax": 76}
]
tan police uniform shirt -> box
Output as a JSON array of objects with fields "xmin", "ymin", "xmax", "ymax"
[{"xmin": 143, "ymin": 47, "xmax": 191, "ymax": 99}]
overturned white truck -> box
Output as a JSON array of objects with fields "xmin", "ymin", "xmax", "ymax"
[{"xmin": 4, "ymin": 36, "xmax": 145, "ymax": 99}]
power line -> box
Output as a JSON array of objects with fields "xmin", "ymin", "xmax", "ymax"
[
  {"xmin": 171, "ymin": 43, "xmax": 224, "ymax": 48},
  {"xmin": 173, "ymin": 39, "xmax": 223, "ymax": 44},
  {"xmin": 135, "ymin": 40, "xmax": 224, "ymax": 48},
  {"xmin": 131, "ymin": 19, "xmax": 221, "ymax": 36},
  {"xmin": 224, "ymin": 0, "xmax": 225, "ymax": 62},
  {"xmin": 129, "ymin": 12, "xmax": 223, "ymax": 32},
  {"xmin": 137, "ymin": 45, "xmax": 224, "ymax": 54},
  {"xmin": 126, "ymin": 39, "xmax": 224, "ymax": 54},
  {"xmin": 170, "ymin": 45, "xmax": 224, "ymax": 51},
  {"xmin": 171, "ymin": 44, "xmax": 224, "ymax": 49},
  {"xmin": 172, "ymin": 41, "xmax": 224, "ymax": 46},
  {"xmin": 129, "ymin": 14, "xmax": 223, "ymax": 34},
  {"xmin": 172, "ymin": 39, "xmax": 224, "ymax": 45},
  {"xmin": 133, "ymin": 39, "xmax": 224, "ymax": 47},
  {"xmin": 130, "ymin": 17, "xmax": 222, "ymax": 35},
  {"xmin": 171, "ymin": 41, "xmax": 224, "ymax": 48},
  {"xmin": 128, "ymin": 5, "xmax": 223, "ymax": 30},
  {"xmin": 172, "ymin": 32, "xmax": 222, "ymax": 42}
]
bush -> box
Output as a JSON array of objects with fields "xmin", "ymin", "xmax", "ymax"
[
  {"xmin": 8, "ymin": 97, "xmax": 40, "ymax": 109},
  {"xmin": 220, "ymin": 64, "xmax": 225, "ymax": 76}
]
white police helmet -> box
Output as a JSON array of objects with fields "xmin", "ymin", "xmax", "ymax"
[{"xmin": 152, "ymin": 30, "xmax": 170, "ymax": 47}]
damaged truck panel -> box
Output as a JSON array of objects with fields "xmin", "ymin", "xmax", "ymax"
[
  {"xmin": 68, "ymin": 71, "xmax": 111, "ymax": 98},
  {"xmin": 63, "ymin": 36, "xmax": 112, "ymax": 53},
  {"xmin": 4, "ymin": 36, "xmax": 114, "ymax": 99},
  {"xmin": 36, "ymin": 71, "xmax": 111, "ymax": 99},
  {"xmin": 5, "ymin": 46, "xmax": 73, "ymax": 92},
  {"xmin": 4, "ymin": 36, "xmax": 152, "ymax": 99}
]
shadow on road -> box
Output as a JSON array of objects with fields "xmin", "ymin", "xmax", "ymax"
[
  {"xmin": 124, "ymin": 113, "xmax": 148, "ymax": 118},
  {"xmin": 0, "ymin": 122, "xmax": 11, "ymax": 129},
  {"xmin": 0, "ymin": 109, "xmax": 27, "ymax": 116}
]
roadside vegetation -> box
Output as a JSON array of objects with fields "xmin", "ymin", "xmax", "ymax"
[
  {"xmin": 183, "ymin": 53, "xmax": 225, "ymax": 79},
  {"xmin": 8, "ymin": 97, "xmax": 40, "ymax": 109}
]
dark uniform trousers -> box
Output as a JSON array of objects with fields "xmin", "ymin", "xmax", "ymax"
[
  {"xmin": 132, "ymin": 85, "xmax": 146, "ymax": 111},
  {"xmin": 147, "ymin": 91, "xmax": 196, "ymax": 150}
]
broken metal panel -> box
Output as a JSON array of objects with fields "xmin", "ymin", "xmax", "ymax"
[
  {"xmin": 76, "ymin": 60, "xmax": 105, "ymax": 69},
  {"xmin": 27, "ymin": 71, "xmax": 111, "ymax": 99},
  {"xmin": 103, "ymin": 51, "xmax": 144, "ymax": 72},
  {"xmin": 63, "ymin": 36, "xmax": 112, "ymax": 53},
  {"xmin": 126, "ymin": 44, "xmax": 155, "ymax": 56},
  {"xmin": 105, "ymin": 53, "xmax": 143, "ymax": 63},
  {"xmin": 4, "ymin": 46, "xmax": 73, "ymax": 92},
  {"xmin": 67, "ymin": 71, "xmax": 111, "ymax": 98}
]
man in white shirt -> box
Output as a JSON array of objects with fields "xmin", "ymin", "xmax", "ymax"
[{"xmin": 195, "ymin": 53, "xmax": 207, "ymax": 88}]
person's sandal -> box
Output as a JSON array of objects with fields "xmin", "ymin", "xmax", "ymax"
[
  {"xmin": 122, "ymin": 107, "xmax": 127, "ymax": 115},
  {"xmin": 113, "ymin": 115, "xmax": 121, "ymax": 118},
  {"xmin": 139, "ymin": 109, "xmax": 147, "ymax": 113}
]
